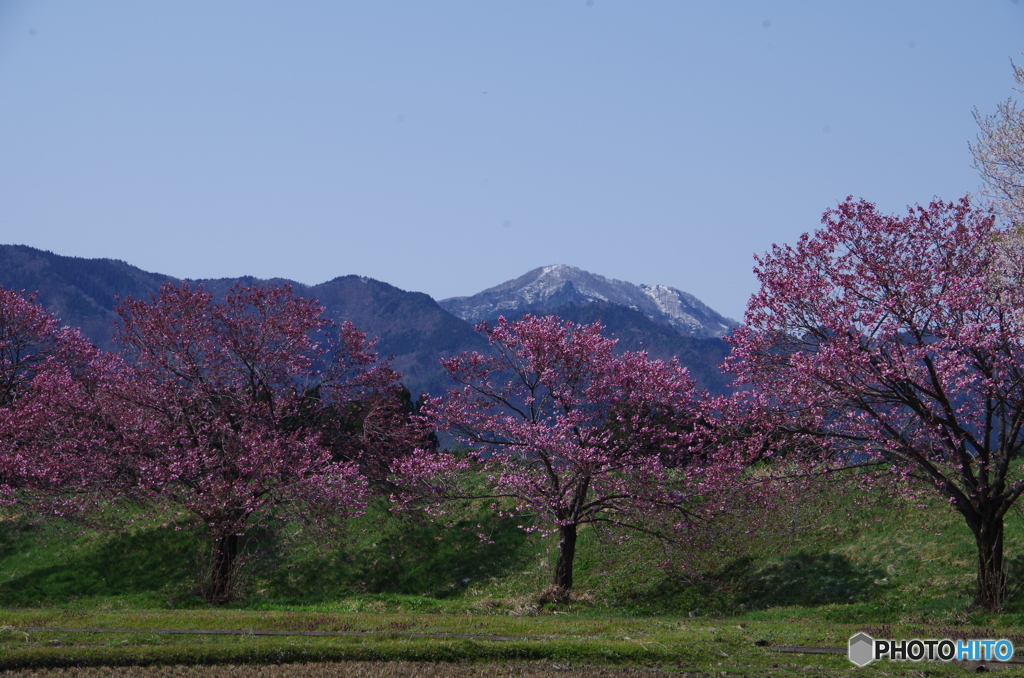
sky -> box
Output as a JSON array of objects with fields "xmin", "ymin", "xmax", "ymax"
[{"xmin": 1, "ymin": 2, "xmax": 1022, "ymax": 321}]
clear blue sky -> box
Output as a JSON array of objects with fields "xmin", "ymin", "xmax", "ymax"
[{"xmin": 1, "ymin": 2, "xmax": 1022, "ymax": 321}]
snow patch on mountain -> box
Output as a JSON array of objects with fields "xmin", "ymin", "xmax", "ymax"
[{"xmin": 440, "ymin": 265, "xmax": 738, "ymax": 339}]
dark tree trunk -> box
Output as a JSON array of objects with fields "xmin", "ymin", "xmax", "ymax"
[
  {"xmin": 972, "ymin": 515, "xmax": 1006, "ymax": 611},
  {"xmin": 209, "ymin": 532, "xmax": 239, "ymax": 605},
  {"xmin": 554, "ymin": 523, "xmax": 578, "ymax": 591}
]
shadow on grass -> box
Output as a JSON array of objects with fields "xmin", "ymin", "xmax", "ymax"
[
  {"xmin": 253, "ymin": 510, "xmax": 534, "ymax": 604},
  {"xmin": 0, "ymin": 523, "xmax": 201, "ymax": 606},
  {"xmin": 0, "ymin": 507, "xmax": 537, "ymax": 609},
  {"xmin": 735, "ymin": 551, "xmax": 887, "ymax": 609},
  {"xmin": 607, "ymin": 551, "xmax": 889, "ymax": 617}
]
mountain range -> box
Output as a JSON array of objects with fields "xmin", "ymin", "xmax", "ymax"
[{"xmin": 0, "ymin": 245, "xmax": 737, "ymax": 395}]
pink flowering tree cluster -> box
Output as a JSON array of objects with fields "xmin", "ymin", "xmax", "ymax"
[
  {"xmin": 113, "ymin": 282, "xmax": 404, "ymax": 603},
  {"xmin": 0, "ymin": 287, "xmax": 120, "ymax": 515},
  {"xmin": 305, "ymin": 326, "xmax": 434, "ymax": 487},
  {"xmin": 728, "ymin": 196, "xmax": 1024, "ymax": 610},
  {"xmin": 393, "ymin": 315, "xmax": 706, "ymax": 594}
]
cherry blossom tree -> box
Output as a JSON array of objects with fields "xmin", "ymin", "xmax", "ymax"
[
  {"xmin": 0, "ymin": 287, "xmax": 118, "ymax": 513},
  {"xmin": 305, "ymin": 379, "xmax": 435, "ymax": 489},
  {"xmin": 114, "ymin": 282, "xmax": 389, "ymax": 603},
  {"xmin": 728, "ymin": 196, "xmax": 1024, "ymax": 610},
  {"xmin": 393, "ymin": 315, "xmax": 703, "ymax": 594},
  {"xmin": 971, "ymin": 58, "xmax": 1024, "ymax": 226}
]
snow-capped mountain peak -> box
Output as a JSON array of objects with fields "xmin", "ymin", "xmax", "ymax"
[{"xmin": 439, "ymin": 265, "xmax": 737, "ymax": 339}]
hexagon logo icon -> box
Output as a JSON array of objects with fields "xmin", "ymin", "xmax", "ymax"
[{"xmin": 848, "ymin": 632, "xmax": 874, "ymax": 666}]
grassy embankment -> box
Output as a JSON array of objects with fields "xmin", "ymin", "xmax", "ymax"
[{"xmin": 0, "ymin": 481, "xmax": 1023, "ymax": 675}]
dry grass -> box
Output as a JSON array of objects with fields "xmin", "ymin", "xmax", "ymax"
[{"xmin": 0, "ymin": 663, "xmax": 684, "ymax": 678}]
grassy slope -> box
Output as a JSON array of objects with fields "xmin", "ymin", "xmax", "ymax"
[
  {"xmin": 1, "ymin": 487, "xmax": 1022, "ymax": 618},
  {"xmin": 1, "ymin": 485, "xmax": 1023, "ymax": 674}
]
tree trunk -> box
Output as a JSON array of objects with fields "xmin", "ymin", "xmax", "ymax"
[
  {"xmin": 209, "ymin": 532, "xmax": 239, "ymax": 605},
  {"xmin": 972, "ymin": 515, "xmax": 1006, "ymax": 611},
  {"xmin": 554, "ymin": 523, "xmax": 578, "ymax": 591}
]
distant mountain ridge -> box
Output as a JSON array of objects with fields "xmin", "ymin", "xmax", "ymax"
[
  {"xmin": 439, "ymin": 264, "xmax": 738, "ymax": 339},
  {"xmin": 0, "ymin": 245, "xmax": 484, "ymax": 396},
  {"xmin": 0, "ymin": 244, "xmax": 175, "ymax": 350},
  {"xmin": 0, "ymin": 247, "xmax": 735, "ymax": 395}
]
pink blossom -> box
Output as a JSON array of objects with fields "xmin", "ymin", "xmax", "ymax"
[
  {"xmin": 393, "ymin": 314, "xmax": 707, "ymax": 591},
  {"xmin": 111, "ymin": 282, "xmax": 382, "ymax": 603},
  {"xmin": 729, "ymin": 196, "xmax": 1024, "ymax": 610}
]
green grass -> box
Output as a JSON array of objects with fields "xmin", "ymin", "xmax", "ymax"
[
  {"xmin": 0, "ymin": 487, "xmax": 1014, "ymax": 620},
  {"xmin": 0, "ymin": 610, "xmax": 1014, "ymax": 675},
  {"xmin": 1, "ymin": 480, "xmax": 1023, "ymax": 673}
]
